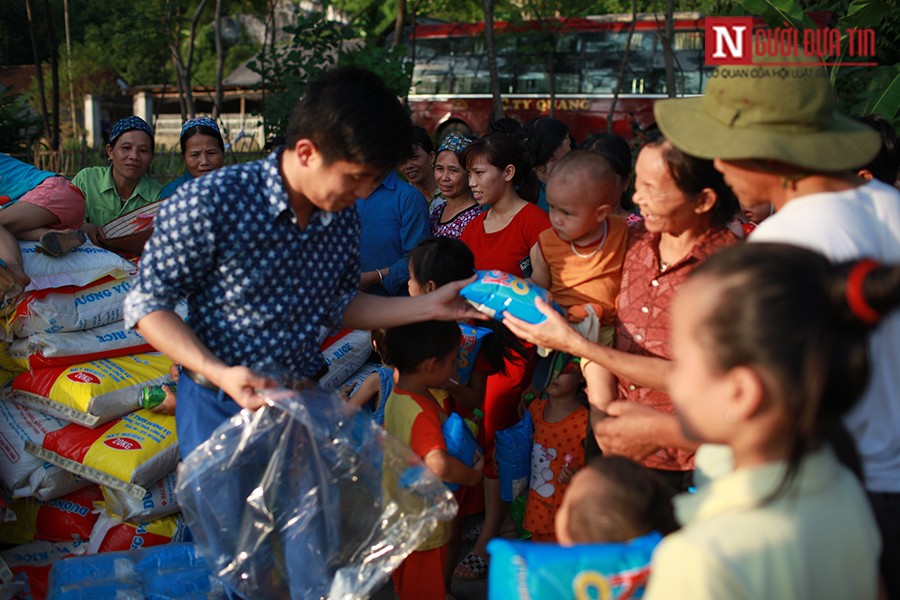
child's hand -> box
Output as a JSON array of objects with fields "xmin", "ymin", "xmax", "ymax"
[
  {"xmin": 557, "ymin": 463, "xmax": 575, "ymax": 484},
  {"xmin": 150, "ymin": 384, "xmax": 177, "ymax": 416},
  {"xmin": 169, "ymin": 362, "xmax": 180, "ymax": 383},
  {"xmin": 338, "ymin": 383, "xmax": 354, "ymax": 403}
]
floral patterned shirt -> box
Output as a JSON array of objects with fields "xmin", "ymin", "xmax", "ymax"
[{"xmin": 615, "ymin": 222, "xmax": 739, "ymax": 471}]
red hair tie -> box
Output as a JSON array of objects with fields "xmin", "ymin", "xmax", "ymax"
[{"xmin": 846, "ymin": 259, "xmax": 881, "ymax": 325}]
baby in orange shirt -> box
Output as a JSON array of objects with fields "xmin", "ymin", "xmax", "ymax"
[{"xmin": 529, "ymin": 150, "xmax": 628, "ymax": 348}]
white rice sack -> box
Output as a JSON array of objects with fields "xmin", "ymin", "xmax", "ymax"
[
  {"xmin": 0, "ymin": 539, "xmax": 87, "ymax": 598},
  {"xmin": 20, "ymin": 241, "xmax": 136, "ymax": 293},
  {"xmin": 318, "ymin": 329, "xmax": 372, "ymax": 391},
  {"xmin": 8, "ymin": 323, "xmax": 154, "ymax": 371},
  {"xmin": 27, "ymin": 461, "xmax": 89, "ymax": 501},
  {"xmin": 9, "ymin": 276, "xmax": 136, "ymax": 338},
  {"xmin": 24, "ymin": 409, "xmax": 178, "ymax": 501},
  {"xmin": 0, "ymin": 399, "xmax": 67, "ymax": 495},
  {"xmin": 9, "ymin": 353, "xmax": 174, "ymax": 427},
  {"xmin": 98, "ymin": 470, "xmax": 178, "ymax": 524}
]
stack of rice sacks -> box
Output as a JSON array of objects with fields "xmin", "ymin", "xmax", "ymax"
[{"xmin": 0, "ymin": 241, "xmax": 183, "ymax": 600}]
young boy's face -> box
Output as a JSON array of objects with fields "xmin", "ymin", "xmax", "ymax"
[
  {"xmin": 427, "ymin": 347, "xmax": 459, "ymax": 387},
  {"xmin": 546, "ymin": 174, "xmax": 613, "ymax": 245}
]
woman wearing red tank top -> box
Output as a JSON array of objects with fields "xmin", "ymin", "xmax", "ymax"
[{"xmin": 454, "ymin": 133, "xmax": 549, "ymax": 580}]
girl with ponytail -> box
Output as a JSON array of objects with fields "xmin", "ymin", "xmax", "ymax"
[{"xmin": 645, "ymin": 242, "xmax": 892, "ymax": 599}]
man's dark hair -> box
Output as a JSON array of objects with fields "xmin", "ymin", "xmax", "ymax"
[
  {"xmin": 384, "ymin": 320, "xmax": 460, "ymax": 374},
  {"xmin": 284, "ymin": 67, "xmax": 413, "ymax": 170}
]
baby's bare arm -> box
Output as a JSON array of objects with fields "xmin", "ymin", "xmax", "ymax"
[
  {"xmin": 529, "ymin": 241, "xmax": 550, "ymax": 289},
  {"xmin": 583, "ymin": 359, "xmax": 616, "ymax": 415}
]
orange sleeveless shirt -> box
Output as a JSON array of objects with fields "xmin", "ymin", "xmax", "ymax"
[{"xmin": 538, "ymin": 214, "xmax": 628, "ymax": 325}]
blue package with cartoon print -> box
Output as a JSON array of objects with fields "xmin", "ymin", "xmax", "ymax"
[
  {"xmin": 457, "ymin": 324, "xmax": 491, "ymax": 385},
  {"xmin": 460, "ymin": 270, "xmax": 563, "ymax": 325},
  {"xmin": 487, "ymin": 532, "xmax": 662, "ymax": 599}
]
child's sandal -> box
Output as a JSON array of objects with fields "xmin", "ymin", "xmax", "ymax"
[
  {"xmin": 39, "ymin": 229, "xmax": 87, "ymax": 258},
  {"xmin": 462, "ymin": 522, "xmax": 482, "ymax": 545},
  {"xmin": 452, "ymin": 552, "xmax": 488, "ymax": 581}
]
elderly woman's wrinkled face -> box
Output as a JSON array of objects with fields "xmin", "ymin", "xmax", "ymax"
[
  {"xmin": 107, "ymin": 130, "xmax": 153, "ymax": 182},
  {"xmin": 434, "ymin": 150, "xmax": 469, "ymax": 201},
  {"xmin": 184, "ymin": 133, "xmax": 225, "ymax": 179},
  {"xmin": 632, "ymin": 144, "xmax": 702, "ymax": 234}
]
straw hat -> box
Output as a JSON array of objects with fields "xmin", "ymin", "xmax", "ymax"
[{"xmin": 654, "ymin": 56, "xmax": 880, "ymax": 172}]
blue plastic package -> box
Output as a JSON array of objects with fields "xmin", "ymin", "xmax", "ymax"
[
  {"xmin": 487, "ymin": 532, "xmax": 662, "ymax": 599},
  {"xmin": 457, "ymin": 324, "xmax": 491, "ymax": 385},
  {"xmin": 495, "ymin": 410, "xmax": 533, "ymax": 502},
  {"xmin": 460, "ymin": 270, "xmax": 563, "ymax": 324},
  {"xmin": 441, "ymin": 412, "xmax": 482, "ymax": 491},
  {"xmin": 47, "ymin": 543, "xmax": 224, "ymax": 600}
]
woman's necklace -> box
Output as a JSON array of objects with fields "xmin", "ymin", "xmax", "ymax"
[{"xmin": 570, "ymin": 219, "xmax": 607, "ymax": 259}]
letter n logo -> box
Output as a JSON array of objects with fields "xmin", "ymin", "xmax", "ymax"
[{"xmin": 705, "ymin": 17, "xmax": 753, "ymax": 65}]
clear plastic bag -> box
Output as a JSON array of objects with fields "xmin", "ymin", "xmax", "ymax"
[{"xmin": 175, "ymin": 385, "xmax": 457, "ymax": 600}]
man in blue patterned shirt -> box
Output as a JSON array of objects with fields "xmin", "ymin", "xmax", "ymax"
[{"xmin": 124, "ymin": 68, "xmax": 480, "ymax": 454}]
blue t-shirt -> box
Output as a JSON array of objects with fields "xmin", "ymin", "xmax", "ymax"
[
  {"xmin": 160, "ymin": 172, "xmax": 193, "ymax": 199},
  {"xmin": 0, "ymin": 154, "xmax": 55, "ymax": 205},
  {"xmin": 372, "ymin": 366, "xmax": 396, "ymax": 426},
  {"xmin": 355, "ymin": 171, "xmax": 430, "ymax": 296}
]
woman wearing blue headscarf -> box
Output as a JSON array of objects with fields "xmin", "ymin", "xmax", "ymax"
[
  {"xmin": 160, "ymin": 116, "xmax": 226, "ymax": 199},
  {"xmin": 73, "ymin": 116, "xmax": 162, "ymax": 241}
]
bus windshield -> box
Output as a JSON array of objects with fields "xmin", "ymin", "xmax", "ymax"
[{"xmin": 411, "ymin": 18, "xmax": 709, "ymax": 97}]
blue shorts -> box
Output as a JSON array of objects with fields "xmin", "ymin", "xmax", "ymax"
[{"xmin": 175, "ymin": 371, "xmax": 242, "ymax": 458}]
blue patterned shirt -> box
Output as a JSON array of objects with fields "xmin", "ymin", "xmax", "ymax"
[{"xmin": 123, "ymin": 150, "xmax": 360, "ymax": 379}]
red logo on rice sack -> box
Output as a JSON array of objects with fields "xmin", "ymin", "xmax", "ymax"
[
  {"xmin": 67, "ymin": 371, "xmax": 101, "ymax": 384},
  {"xmin": 103, "ymin": 437, "xmax": 143, "ymax": 450}
]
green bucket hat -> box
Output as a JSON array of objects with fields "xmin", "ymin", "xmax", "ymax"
[{"xmin": 654, "ymin": 56, "xmax": 880, "ymax": 172}]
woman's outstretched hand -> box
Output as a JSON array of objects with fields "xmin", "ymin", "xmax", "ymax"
[{"xmin": 502, "ymin": 297, "xmax": 580, "ymax": 354}]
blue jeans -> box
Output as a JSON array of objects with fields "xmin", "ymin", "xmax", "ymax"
[{"xmin": 175, "ymin": 370, "xmax": 242, "ymax": 458}]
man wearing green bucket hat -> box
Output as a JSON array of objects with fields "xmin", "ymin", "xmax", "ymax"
[{"xmin": 655, "ymin": 55, "xmax": 900, "ymax": 598}]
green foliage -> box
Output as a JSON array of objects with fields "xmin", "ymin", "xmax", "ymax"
[
  {"xmin": 191, "ymin": 25, "xmax": 259, "ymax": 86},
  {"xmin": 0, "ymin": 85, "xmax": 42, "ymax": 153},
  {"xmin": 735, "ymin": 0, "xmax": 816, "ymax": 29},
  {"xmin": 249, "ymin": 12, "xmax": 412, "ymax": 141},
  {"xmin": 729, "ymin": 0, "xmax": 899, "ymax": 126},
  {"xmin": 851, "ymin": 65, "xmax": 899, "ymax": 119},
  {"xmin": 341, "ymin": 44, "xmax": 413, "ymax": 97},
  {"xmin": 72, "ymin": 0, "xmax": 172, "ymax": 85}
]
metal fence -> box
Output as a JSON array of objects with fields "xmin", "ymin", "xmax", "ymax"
[
  {"xmin": 30, "ymin": 148, "xmax": 265, "ymax": 182},
  {"xmin": 153, "ymin": 114, "xmax": 265, "ymax": 152}
]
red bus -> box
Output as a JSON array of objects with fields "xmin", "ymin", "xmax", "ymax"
[
  {"xmin": 407, "ymin": 12, "xmax": 713, "ymax": 142},
  {"xmin": 408, "ymin": 12, "xmax": 835, "ymax": 142}
]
